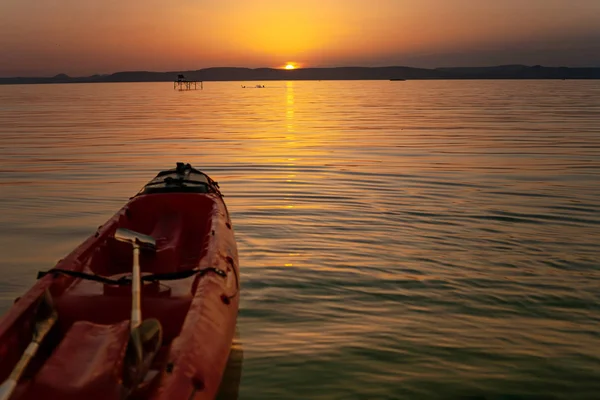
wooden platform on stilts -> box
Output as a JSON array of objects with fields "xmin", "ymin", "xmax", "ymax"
[{"xmin": 174, "ymin": 74, "xmax": 203, "ymax": 91}]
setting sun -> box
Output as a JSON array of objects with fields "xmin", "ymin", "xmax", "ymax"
[{"xmin": 285, "ymin": 64, "xmax": 296, "ymax": 70}]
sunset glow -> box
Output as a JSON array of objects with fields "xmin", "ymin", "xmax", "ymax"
[
  {"xmin": 285, "ymin": 64, "xmax": 296, "ymax": 70},
  {"xmin": 0, "ymin": 0, "xmax": 599, "ymax": 76}
]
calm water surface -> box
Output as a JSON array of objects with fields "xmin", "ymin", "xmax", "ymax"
[{"xmin": 1, "ymin": 81, "xmax": 599, "ymax": 399}]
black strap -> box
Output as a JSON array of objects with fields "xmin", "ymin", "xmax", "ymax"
[
  {"xmin": 37, "ymin": 269, "xmax": 130, "ymax": 285},
  {"xmin": 37, "ymin": 267, "xmax": 227, "ymax": 285},
  {"xmin": 142, "ymin": 267, "xmax": 226, "ymax": 282}
]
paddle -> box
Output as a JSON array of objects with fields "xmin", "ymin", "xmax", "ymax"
[
  {"xmin": 0, "ymin": 290, "xmax": 57, "ymax": 400},
  {"xmin": 114, "ymin": 228, "xmax": 163, "ymax": 393},
  {"xmin": 114, "ymin": 228, "xmax": 156, "ymax": 331}
]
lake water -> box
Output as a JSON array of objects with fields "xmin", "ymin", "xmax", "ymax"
[{"xmin": 0, "ymin": 80, "xmax": 599, "ymax": 399}]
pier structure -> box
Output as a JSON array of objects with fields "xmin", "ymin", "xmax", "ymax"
[{"xmin": 174, "ymin": 74, "xmax": 203, "ymax": 91}]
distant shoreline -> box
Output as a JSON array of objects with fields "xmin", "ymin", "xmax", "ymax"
[{"xmin": 1, "ymin": 65, "xmax": 599, "ymax": 85}]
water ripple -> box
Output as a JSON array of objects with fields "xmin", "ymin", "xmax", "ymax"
[{"xmin": 1, "ymin": 80, "xmax": 600, "ymax": 399}]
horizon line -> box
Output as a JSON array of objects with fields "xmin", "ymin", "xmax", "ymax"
[{"xmin": 3, "ymin": 63, "xmax": 600, "ymax": 79}]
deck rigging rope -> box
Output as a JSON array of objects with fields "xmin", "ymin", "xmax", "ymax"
[{"xmin": 37, "ymin": 267, "xmax": 227, "ymax": 285}]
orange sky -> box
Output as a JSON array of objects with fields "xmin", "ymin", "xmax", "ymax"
[{"xmin": 1, "ymin": 0, "xmax": 599, "ymax": 76}]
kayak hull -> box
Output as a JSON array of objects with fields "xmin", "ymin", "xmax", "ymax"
[{"xmin": 0, "ymin": 164, "xmax": 240, "ymax": 400}]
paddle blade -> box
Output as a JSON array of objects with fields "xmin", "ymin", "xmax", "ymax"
[
  {"xmin": 114, "ymin": 228, "xmax": 156, "ymax": 252},
  {"xmin": 33, "ymin": 291, "xmax": 58, "ymax": 341},
  {"xmin": 123, "ymin": 319, "xmax": 163, "ymax": 391}
]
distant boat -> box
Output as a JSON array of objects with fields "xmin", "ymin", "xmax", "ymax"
[{"xmin": 390, "ymin": 78, "xmax": 406, "ymax": 81}]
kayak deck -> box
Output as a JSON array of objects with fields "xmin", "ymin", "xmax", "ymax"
[
  {"xmin": 0, "ymin": 164, "xmax": 240, "ymax": 400},
  {"xmin": 55, "ymin": 193, "xmax": 216, "ymax": 346}
]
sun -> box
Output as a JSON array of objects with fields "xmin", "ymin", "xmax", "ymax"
[{"xmin": 285, "ymin": 64, "xmax": 296, "ymax": 70}]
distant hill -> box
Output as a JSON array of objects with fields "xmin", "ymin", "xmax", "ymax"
[{"xmin": 1, "ymin": 65, "xmax": 599, "ymax": 85}]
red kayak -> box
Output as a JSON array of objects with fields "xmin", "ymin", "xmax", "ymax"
[{"xmin": 0, "ymin": 163, "xmax": 240, "ymax": 400}]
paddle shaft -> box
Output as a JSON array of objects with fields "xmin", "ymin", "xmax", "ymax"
[
  {"xmin": 113, "ymin": 228, "xmax": 154, "ymax": 332},
  {"xmin": 0, "ymin": 300, "xmax": 57, "ymax": 400},
  {"xmin": 0, "ymin": 342, "xmax": 38, "ymax": 400},
  {"xmin": 13, "ymin": 342, "xmax": 40, "ymax": 373},
  {"xmin": 131, "ymin": 244, "xmax": 142, "ymax": 331}
]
